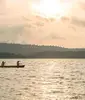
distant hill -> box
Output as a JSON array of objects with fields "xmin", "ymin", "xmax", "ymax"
[
  {"xmin": 0, "ymin": 43, "xmax": 85, "ymax": 58},
  {"xmin": 0, "ymin": 43, "xmax": 67, "ymax": 55},
  {"xmin": 29, "ymin": 51, "xmax": 85, "ymax": 58}
]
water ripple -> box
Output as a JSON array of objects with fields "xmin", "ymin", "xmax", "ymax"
[{"xmin": 0, "ymin": 59, "xmax": 85, "ymax": 100}]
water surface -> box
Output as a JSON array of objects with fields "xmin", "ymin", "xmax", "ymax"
[{"xmin": 0, "ymin": 59, "xmax": 85, "ymax": 100}]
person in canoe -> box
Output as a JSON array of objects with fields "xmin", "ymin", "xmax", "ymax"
[
  {"xmin": 17, "ymin": 61, "xmax": 21, "ymax": 66},
  {"xmin": 1, "ymin": 61, "xmax": 5, "ymax": 67}
]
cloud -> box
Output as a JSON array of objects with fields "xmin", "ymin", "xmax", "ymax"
[
  {"xmin": 59, "ymin": 1, "xmax": 85, "ymax": 28},
  {"xmin": 48, "ymin": 33, "xmax": 66, "ymax": 40},
  {"xmin": 0, "ymin": 25, "xmax": 25, "ymax": 42},
  {"xmin": 0, "ymin": 25, "xmax": 24, "ymax": 33},
  {"xmin": 41, "ymin": 33, "xmax": 66, "ymax": 41},
  {"xmin": 78, "ymin": 2, "xmax": 85, "ymax": 10},
  {"xmin": 61, "ymin": 16, "xmax": 85, "ymax": 27},
  {"xmin": 71, "ymin": 17, "xmax": 85, "ymax": 27},
  {"xmin": 0, "ymin": 0, "xmax": 6, "ymax": 15},
  {"xmin": 0, "ymin": 12, "xmax": 5, "ymax": 15},
  {"xmin": 61, "ymin": 16, "xmax": 70, "ymax": 22}
]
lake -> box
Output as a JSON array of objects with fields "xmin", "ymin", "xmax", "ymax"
[{"xmin": 0, "ymin": 59, "xmax": 85, "ymax": 100}]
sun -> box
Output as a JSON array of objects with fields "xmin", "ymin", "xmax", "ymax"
[{"xmin": 32, "ymin": 0, "xmax": 72, "ymax": 19}]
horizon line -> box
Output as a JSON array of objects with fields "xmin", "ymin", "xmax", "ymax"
[{"xmin": 0, "ymin": 42, "xmax": 85, "ymax": 49}]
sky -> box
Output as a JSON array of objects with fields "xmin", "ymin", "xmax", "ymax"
[{"xmin": 0, "ymin": 0, "xmax": 85, "ymax": 48}]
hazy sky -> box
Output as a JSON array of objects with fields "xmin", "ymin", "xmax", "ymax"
[{"xmin": 0, "ymin": 0, "xmax": 85, "ymax": 48}]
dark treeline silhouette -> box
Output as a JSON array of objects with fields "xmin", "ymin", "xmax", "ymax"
[
  {"xmin": 0, "ymin": 52, "xmax": 25, "ymax": 58},
  {"xmin": 0, "ymin": 43, "xmax": 85, "ymax": 58},
  {"xmin": 28, "ymin": 51, "xmax": 85, "ymax": 58}
]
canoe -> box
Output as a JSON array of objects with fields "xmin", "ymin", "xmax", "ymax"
[{"xmin": 0, "ymin": 65, "xmax": 25, "ymax": 68}]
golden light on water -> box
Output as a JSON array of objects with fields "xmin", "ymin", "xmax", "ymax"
[{"xmin": 32, "ymin": 0, "xmax": 73, "ymax": 19}]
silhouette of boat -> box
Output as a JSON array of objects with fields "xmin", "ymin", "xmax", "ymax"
[
  {"xmin": 0, "ymin": 65, "xmax": 25, "ymax": 68},
  {"xmin": 0, "ymin": 61, "xmax": 25, "ymax": 68}
]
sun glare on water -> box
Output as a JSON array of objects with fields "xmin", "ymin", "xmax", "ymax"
[{"xmin": 32, "ymin": 0, "xmax": 73, "ymax": 19}]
